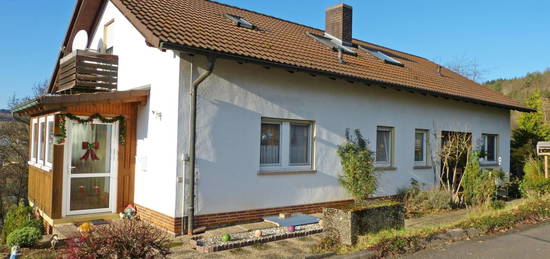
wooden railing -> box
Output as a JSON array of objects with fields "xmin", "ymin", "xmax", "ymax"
[{"xmin": 55, "ymin": 50, "xmax": 118, "ymax": 93}]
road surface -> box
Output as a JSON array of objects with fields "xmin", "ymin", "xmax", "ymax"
[{"xmin": 402, "ymin": 221, "xmax": 550, "ymax": 259}]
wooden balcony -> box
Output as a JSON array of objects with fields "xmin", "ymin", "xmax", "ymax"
[{"xmin": 54, "ymin": 50, "xmax": 118, "ymax": 93}]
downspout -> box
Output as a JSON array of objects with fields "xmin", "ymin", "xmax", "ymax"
[{"xmin": 185, "ymin": 56, "xmax": 216, "ymax": 235}]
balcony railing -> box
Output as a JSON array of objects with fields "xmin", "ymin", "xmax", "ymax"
[{"xmin": 55, "ymin": 50, "xmax": 118, "ymax": 93}]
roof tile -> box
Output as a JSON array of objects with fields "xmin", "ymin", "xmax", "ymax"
[{"xmin": 113, "ymin": 0, "xmax": 527, "ymax": 110}]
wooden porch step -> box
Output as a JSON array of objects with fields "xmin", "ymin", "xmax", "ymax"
[{"xmin": 52, "ymin": 213, "xmax": 119, "ymax": 240}]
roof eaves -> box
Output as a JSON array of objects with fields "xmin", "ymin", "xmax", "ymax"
[{"xmin": 160, "ymin": 41, "xmax": 533, "ymax": 113}]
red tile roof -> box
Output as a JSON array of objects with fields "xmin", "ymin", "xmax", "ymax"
[{"xmin": 111, "ymin": 0, "xmax": 528, "ymax": 111}]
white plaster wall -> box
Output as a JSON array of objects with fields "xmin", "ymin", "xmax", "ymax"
[
  {"xmin": 88, "ymin": 1, "xmax": 181, "ymax": 217},
  {"xmin": 186, "ymin": 57, "xmax": 511, "ymax": 215}
]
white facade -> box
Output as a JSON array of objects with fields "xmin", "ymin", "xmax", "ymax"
[
  {"xmin": 89, "ymin": 2, "xmax": 182, "ymax": 217},
  {"xmin": 89, "ymin": 1, "xmax": 511, "ymax": 219}
]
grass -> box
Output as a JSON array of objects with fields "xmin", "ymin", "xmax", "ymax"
[{"xmin": 313, "ymin": 196, "xmax": 550, "ymax": 257}]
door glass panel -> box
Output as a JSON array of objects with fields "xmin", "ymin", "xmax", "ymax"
[
  {"xmin": 70, "ymin": 123, "xmax": 112, "ymax": 174},
  {"xmin": 70, "ymin": 177, "xmax": 110, "ymax": 211}
]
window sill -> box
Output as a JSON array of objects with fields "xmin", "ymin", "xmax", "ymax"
[
  {"xmin": 480, "ymin": 163, "xmax": 499, "ymax": 167},
  {"xmin": 28, "ymin": 161, "xmax": 52, "ymax": 172},
  {"xmin": 257, "ymin": 170, "xmax": 316, "ymax": 176},
  {"xmin": 413, "ymin": 165, "xmax": 432, "ymax": 170},
  {"xmin": 375, "ymin": 167, "xmax": 397, "ymax": 171}
]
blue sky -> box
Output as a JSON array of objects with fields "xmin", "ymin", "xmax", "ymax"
[{"xmin": 1, "ymin": 0, "xmax": 549, "ymax": 109}]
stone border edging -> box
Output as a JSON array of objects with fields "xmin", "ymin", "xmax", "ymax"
[{"xmin": 191, "ymin": 228, "xmax": 323, "ymax": 253}]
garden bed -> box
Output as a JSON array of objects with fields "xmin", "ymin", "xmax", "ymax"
[
  {"xmin": 323, "ymin": 200, "xmax": 404, "ymax": 245},
  {"xmin": 191, "ymin": 224, "xmax": 323, "ymax": 253}
]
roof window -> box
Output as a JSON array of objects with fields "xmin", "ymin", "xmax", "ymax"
[
  {"xmin": 224, "ymin": 13, "xmax": 255, "ymax": 29},
  {"xmin": 359, "ymin": 46, "xmax": 404, "ymax": 67},
  {"xmin": 307, "ymin": 32, "xmax": 356, "ymax": 56}
]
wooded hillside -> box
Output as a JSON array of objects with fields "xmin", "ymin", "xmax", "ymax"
[{"xmin": 485, "ymin": 69, "xmax": 550, "ymax": 127}]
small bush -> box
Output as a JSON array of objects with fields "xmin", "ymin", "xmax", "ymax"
[
  {"xmin": 520, "ymin": 157, "xmax": 550, "ymax": 197},
  {"xmin": 491, "ymin": 200, "xmax": 506, "ymax": 210},
  {"xmin": 6, "ymin": 227, "xmax": 42, "ymax": 247},
  {"xmin": 401, "ymin": 179, "xmax": 452, "ymax": 217},
  {"xmin": 1, "ymin": 201, "xmax": 43, "ymax": 243},
  {"xmin": 64, "ymin": 219, "xmax": 170, "ymax": 258},
  {"xmin": 337, "ymin": 129, "xmax": 377, "ymax": 201}
]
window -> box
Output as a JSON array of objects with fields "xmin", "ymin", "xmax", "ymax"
[
  {"xmin": 103, "ymin": 20, "xmax": 114, "ymax": 54},
  {"xmin": 260, "ymin": 119, "xmax": 313, "ymax": 171},
  {"xmin": 482, "ymin": 134, "xmax": 498, "ymax": 162},
  {"xmin": 307, "ymin": 32, "xmax": 356, "ymax": 55},
  {"xmin": 37, "ymin": 118, "xmax": 46, "ymax": 164},
  {"xmin": 376, "ymin": 127, "xmax": 393, "ymax": 167},
  {"xmin": 31, "ymin": 118, "xmax": 38, "ymax": 162},
  {"xmin": 224, "ymin": 13, "xmax": 255, "ymax": 29},
  {"xmin": 260, "ymin": 122, "xmax": 281, "ymax": 165},
  {"xmin": 414, "ymin": 129, "xmax": 429, "ymax": 166},
  {"xmin": 45, "ymin": 116, "xmax": 55, "ymax": 167},
  {"xmin": 359, "ymin": 46, "xmax": 404, "ymax": 67},
  {"xmin": 29, "ymin": 115, "xmax": 55, "ymax": 169}
]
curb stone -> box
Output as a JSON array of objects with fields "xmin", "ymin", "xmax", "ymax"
[
  {"xmin": 304, "ymin": 252, "xmax": 336, "ymax": 259},
  {"xmin": 446, "ymin": 228, "xmax": 467, "ymax": 241},
  {"xmin": 329, "ymin": 250, "xmax": 378, "ymax": 259}
]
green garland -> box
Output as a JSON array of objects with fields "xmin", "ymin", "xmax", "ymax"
[{"xmin": 56, "ymin": 113, "xmax": 127, "ymax": 145}]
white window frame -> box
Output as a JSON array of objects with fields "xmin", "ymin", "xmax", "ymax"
[
  {"xmin": 30, "ymin": 118, "xmax": 38, "ymax": 163},
  {"xmin": 414, "ymin": 129, "xmax": 429, "ymax": 166},
  {"xmin": 37, "ymin": 117, "xmax": 46, "ymax": 165},
  {"xmin": 481, "ymin": 134, "xmax": 498, "ymax": 163},
  {"xmin": 260, "ymin": 118, "xmax": 313, "ymax": 172},
  {"xmin": 375, "ymin": 126, "xmax": 394, "ymax": 168},
  {"xmin": 44, "ymin": 115, "xmax": 55, "ymax": 168}
]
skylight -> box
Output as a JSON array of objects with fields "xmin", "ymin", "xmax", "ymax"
[
  {"xmin": 224, "ymin": 13, "xmax": 255, "ymax": 29},
  {"xmin": 306, "ymin": 32, "xmax": 356, "ymax": 55},
  {"xmin": 359, "ymin": 46, "xmax": 404, "ymax": 67}
]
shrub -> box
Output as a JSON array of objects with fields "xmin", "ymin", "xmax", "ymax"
[
  {"xmin": 520, "ymin": 157, "xmax": 550, "ymax": 197},
  {"xmin": 337, "ymin": 129, "xmax": 377, "ymax": 202},
  {"xmin": 64, "ymin": 219, "xmax": 170, "ymax": 258},
  {"xmin": 462, "ymin": 152, "xmax": 503, "ymax": 206},
  {"xmin": 1, "ymin": 201, "xmax": 43, "ymax": 243},
  {"xmin": 401, "ymin": 179, "xmax": 452, "ymax": 217},
  {"xmin": 6, "ymin": 226, "xmax": 42, "ymax": 247},
  {"xmin": 491, "ymin": 200, "xmax": 506, "ymax": 210}
]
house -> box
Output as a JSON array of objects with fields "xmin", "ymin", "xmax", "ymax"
[{"xmin": 13, "ymin": 0, "xmax": 530, "ymax": 236}]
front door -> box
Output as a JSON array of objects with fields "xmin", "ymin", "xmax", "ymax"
[{"xmin": 64, "ymin": 119, "xmax": 118, "ymax": 216}]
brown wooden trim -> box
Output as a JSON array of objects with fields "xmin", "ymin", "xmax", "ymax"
[{"xmin": 51, "ymin": 144, "xmax": 64, "ymax": 219}]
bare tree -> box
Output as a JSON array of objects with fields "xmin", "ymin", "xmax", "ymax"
[
  {"xmin": 0, "ymin": 96, "xmax": 31, "ymax": 224},
  {"xmin": 437, "ymin": 131, "xmax": 472, "ymax": 203},
  {"xmin": 444, "ymin": 55, "xmax": 485, "ymax": 83}
]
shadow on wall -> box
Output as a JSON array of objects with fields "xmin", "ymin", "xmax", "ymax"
[{"xmin": 194, "ymin": 98, "xmax": 343, "ymax": 213}]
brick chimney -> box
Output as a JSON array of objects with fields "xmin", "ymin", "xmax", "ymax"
[{"xmin": 325, "ymin": 3, "xmax": 353, "ymax": 45}]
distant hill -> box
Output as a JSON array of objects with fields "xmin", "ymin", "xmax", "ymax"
[
  {"xmin": 0, "ymin": 109, "xmax": 12, "ymax": 121},
  {"xmin": 484, "ymin": 69, "xmax": 550, "ymax": 127}
]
